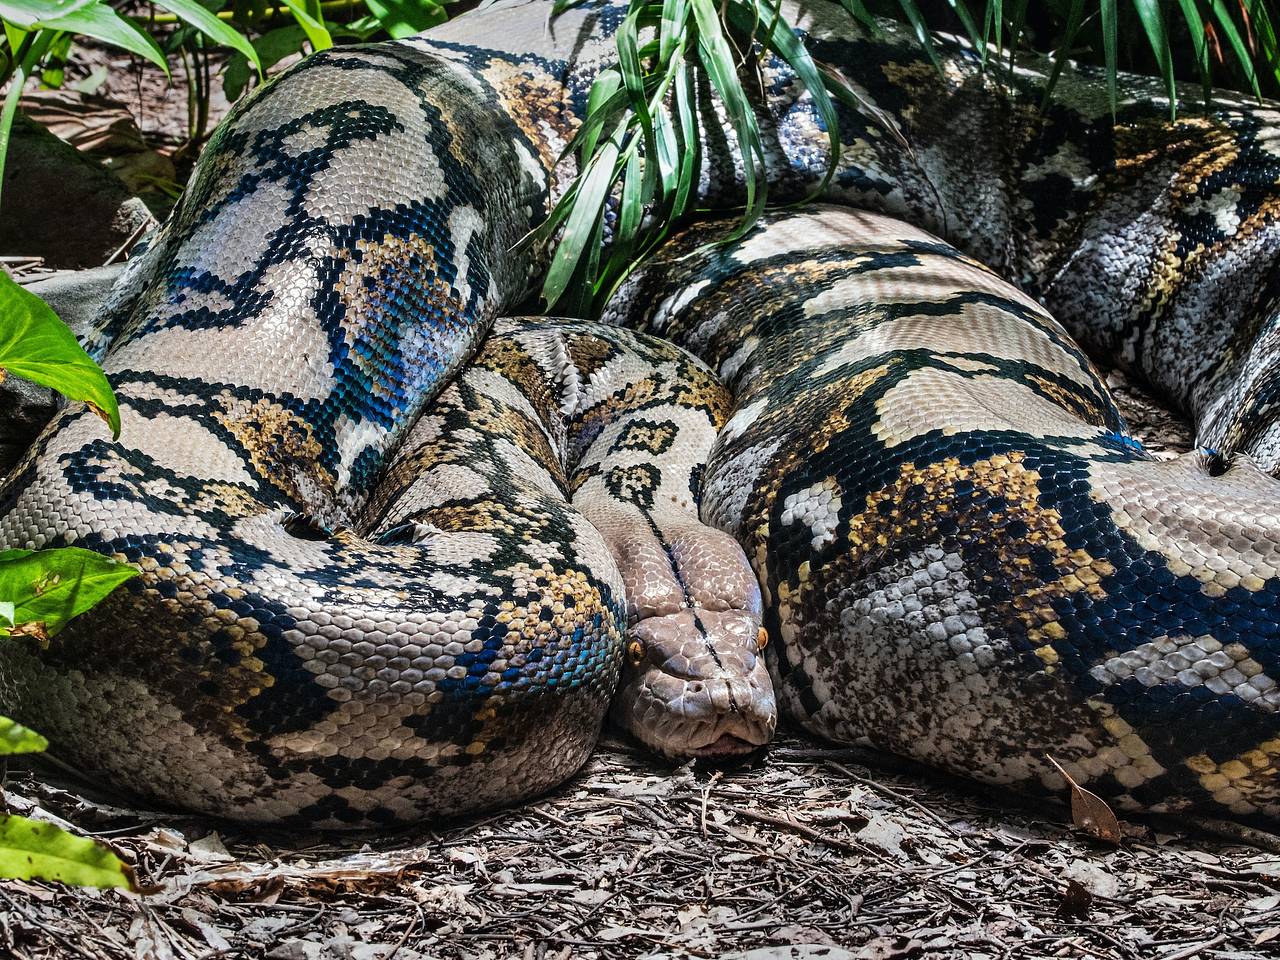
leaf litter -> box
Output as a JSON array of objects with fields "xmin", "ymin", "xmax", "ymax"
[
  {"xmin": 5, "ymin": 729, "xmax": 1280, "ymax": 959},
  {"xmin": 2, "ymin": 324, "xmax": 1279, "ymax": 960}
]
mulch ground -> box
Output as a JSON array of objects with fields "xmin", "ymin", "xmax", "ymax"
[{"xmin": 4, "ymin": 729, "xmax": 1280, "ymax": 960}]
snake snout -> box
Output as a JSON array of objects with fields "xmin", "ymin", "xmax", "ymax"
[{"xmin": 611, "ymin": 608, "xmax": 777, "ymax": 760}]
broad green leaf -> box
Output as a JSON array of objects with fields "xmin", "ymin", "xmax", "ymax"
[
  {"xmin": 279, "ymin": 0, "xmax": 332, "ymax": 51},
  {"xmin": 3, "ymin": 18, "xmax": 26, "ymax": 50},
  {"xmin": 34, "ymin": 2, "xmax": 167, "ymax": 74},
  {"xmin": 223, "ymin": 24, "xmax": 307, "ymax": 100},
  {"xmin": 0, "ymin": 814, "xmax": 137, "ymax": 890},
  {"xmin": 0, "ymin": 0, "xmax": 95, "ymax": 30},
  {"xmin": 39, "ymin": 30, "xmax": 72, "ymax": 88},
  {"xmin": 0, "ymin": 715, "xmax": 47, "ymax": 754},
  {"xmin": 0, "ymin": 271, "xmax": 119, "ymax": 437},
  {"xmin": 0, "ymin": 547, "xmax": 137, "ymax": 641},
  {"xmin": 150, "ymin": 0, "xmax": 261, "ymax": 76},
  {"xmin": 363, "ymin": 0, "xmax": 447, "ymax": 39}
]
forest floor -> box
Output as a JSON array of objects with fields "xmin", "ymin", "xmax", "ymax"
[{"xmin": 5, "ymin": 36, "xmax": 1280, "ymax": 960}]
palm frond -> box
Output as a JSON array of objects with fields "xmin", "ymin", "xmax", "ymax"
[{"xmin": 535, "ymin": 0, "xmax": 1280, "ymax": 317}]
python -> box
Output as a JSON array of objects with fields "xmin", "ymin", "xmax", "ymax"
[{"xmin": 1, "ymin": 0, "xmax": 1279, "ymax": 825}]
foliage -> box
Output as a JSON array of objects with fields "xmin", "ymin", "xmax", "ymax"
[
  {"xmin": 0, "ymin": 1, "xmax": 450, "ymax": 173},
  {"xmin": 0, "ymin": 258, "xmax": 139, "ymax": 893},
  {"xmin": 0, "ymin": 547, "xmax": 139, "ymax": 641},
  {"xmin": 860, "ymin": 0, "xmax": 1280, "ymax": 111},
  {"xmin": 0, "ymin": 814, "xmax": 137, "ymax": 889},
  {"xmin": 0, "ymin": 270, "xmax": 120, "ymax": 436},
  {"xmin": 0, "ymin": 0, "xmax": 266, "ymax": 211},
  {"xmin": 0, "ymin": 714, "xmax": 47, "ymax": 753},
  {"xmin": 525, "ymin": 0, "xmax": 878, "ymax": 315},
  {"xmin": 531, "ymin": 0, "xmax": 1279, "ymax": 314}
]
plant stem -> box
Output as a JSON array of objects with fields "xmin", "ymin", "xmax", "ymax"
[
  {"xmin": 146, "ymin": 0, "xmax": 375, "ymax": 24},
  {"xmin": 0, "ymin": 32, "xmax": 33, "ymax": 94}
]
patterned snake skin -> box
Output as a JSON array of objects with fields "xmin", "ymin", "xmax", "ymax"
[{"xmin": 3, "ymin": 0, "xmax": 1280, "ymax": 823}]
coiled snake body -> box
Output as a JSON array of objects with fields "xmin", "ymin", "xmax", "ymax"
[{"xmin": 3, "ymin": 0, "xmax": 1280, "ymax": 824}]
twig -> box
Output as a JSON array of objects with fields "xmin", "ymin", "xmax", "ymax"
[
  {"xmin": 730, "ymin": 806, "xmax": 893, "ymax": 862},
  {"xmin": 1158, "ymin": 932, "xmax": 1228, "ymax": 960},
  {"xmin": 825, "ymin": 759, "xmax": 970, "ymax": 839}
]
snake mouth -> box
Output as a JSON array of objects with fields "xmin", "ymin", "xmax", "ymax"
[{"xmin": 687, "ymin": 733, "xmax": 760, "ymax": 760}]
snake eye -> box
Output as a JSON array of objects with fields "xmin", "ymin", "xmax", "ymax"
[
  {"xmin": 757, "ymin": 627, "xmax": 769, "ymax": 650},
  {"xmin": 627, "ymin": 640, "xmax": 645, "ymax": 666}
]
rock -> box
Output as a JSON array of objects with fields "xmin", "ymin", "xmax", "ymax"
[
  {"xmin": 0, "ymin": 114, "xmax": 154, "ymax": 269},
  {"xmin": 22, "ymin": 263, "xmax": 125, "ymax": 337},
  {"xmin": 0, "ymin": 265, "xmax": 124, "ymax": 472}
]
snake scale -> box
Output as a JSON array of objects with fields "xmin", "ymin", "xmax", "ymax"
[{"xmin": 3, "ymin": 0, "xmax": 1280, "ymax": 825}]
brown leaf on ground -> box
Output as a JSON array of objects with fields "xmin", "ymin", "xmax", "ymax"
[
  {"xmin": 1056, "ymin": 878, "xmax": 1093, "ymax": 919},
  {"xmin": 1048, "ymin": 756, "xmax": 1123, "ymax": 845}
]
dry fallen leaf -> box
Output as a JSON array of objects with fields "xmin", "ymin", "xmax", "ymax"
[
  {"xmin": 1056, "ymin": 878, "xmax": 1093, "ymax": 919},
  {"xmin": 1047, "ymin": 757, "xmax": 1122, "ymax": 844}
]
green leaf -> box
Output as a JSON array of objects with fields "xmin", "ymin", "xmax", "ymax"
[
  {"xmin": 1131, "ymin": 0, "xmax": 1177, "ymax": 115},
  {"xmin": 39, "ymin": 30, "xmax": 72, "ymax": 88},
  {"xmin": 1041, "ymin": 0, "xmax": 1087, "ymax": 107},
  {"xmin": 278, "ymin": 0, "xmax": 331, "ymax": 51},
  {"xmin": 0, "ymin": 814, "xmax": 137, "ymax": 890},
  {"xmin": 0, "ymin": 547, "xmax": 137, "ymax": 641},
  {"xmin": 1100, "ymin": 0, "xmax": 1118, "ymax": 113},
  {"xmin": 727, "ymin": 0, "xmax": 842, "ymax": 196},
  {"xmin": 150, "ymin": 0, "xmax": 262, "ymax": 76},
  {"xmin": 363, "ymin": 0, "xmax": 447, "ymax": 39},
  {"xmin": 1250, "ymin": 0, "xmax": 1280, "ymax": 86},
  {"xmin": 0, "ymin": 270, "xmax": 120, "ymax": 437},
  {"xmin": 1178, "ymin": 0, "xmax": 1215, "ymax": 102},
  {"xmin": 692, "ymin": 0, "xmax": 766, "ymax": 235},
  {"xmin": 223, "ymin": 23, "xmax": 306, "ymax": 99},
  {"xmin": 540, "ymin": 124, "xmax": 622, "ymax": 309},
  {"xmin": 892, "ymin": 0, "xmax": 942, "ymax": 70},
  {"xmin": 33, "ymin": 2, "xmax": 168, "ymax": 74},
  {"xmin": 983, "ymin": 0, "xmax": 1003, "ymax": 67},
  {"xmin": 833, "ymin": 0, "xmax": 879, "ymax": 34},
  {"xmin": 0, "ymin": 715, "xmax": 47, "ymax": 755},
  {"xmin": 941, "ymin": 0, "xmax": 984, "ymax": 59},
  {"xmin": 1007, "ymin": 0, "xmax": 1029, "ymax": 71},
  {"xmin": 1206, "ymin": 0, "xmax": 1262, "ymax": 96},
  {"xmin": 0, "ymin": 0, "xmax": 95, "ymax": 30}
]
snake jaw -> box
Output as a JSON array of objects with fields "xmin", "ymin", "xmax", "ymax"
[{"xmin": 610, "ymin": 607, "xmax": 778, "ymax": 760}]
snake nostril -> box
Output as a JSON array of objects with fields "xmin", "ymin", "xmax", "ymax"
[{"xmin": 689, "ymin": 681, "xmax": 704, "ymax": 694}]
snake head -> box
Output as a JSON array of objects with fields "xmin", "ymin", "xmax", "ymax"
[{"xmin": 610, "ymin": 607, "xmax": 777, "ymax": 760}]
